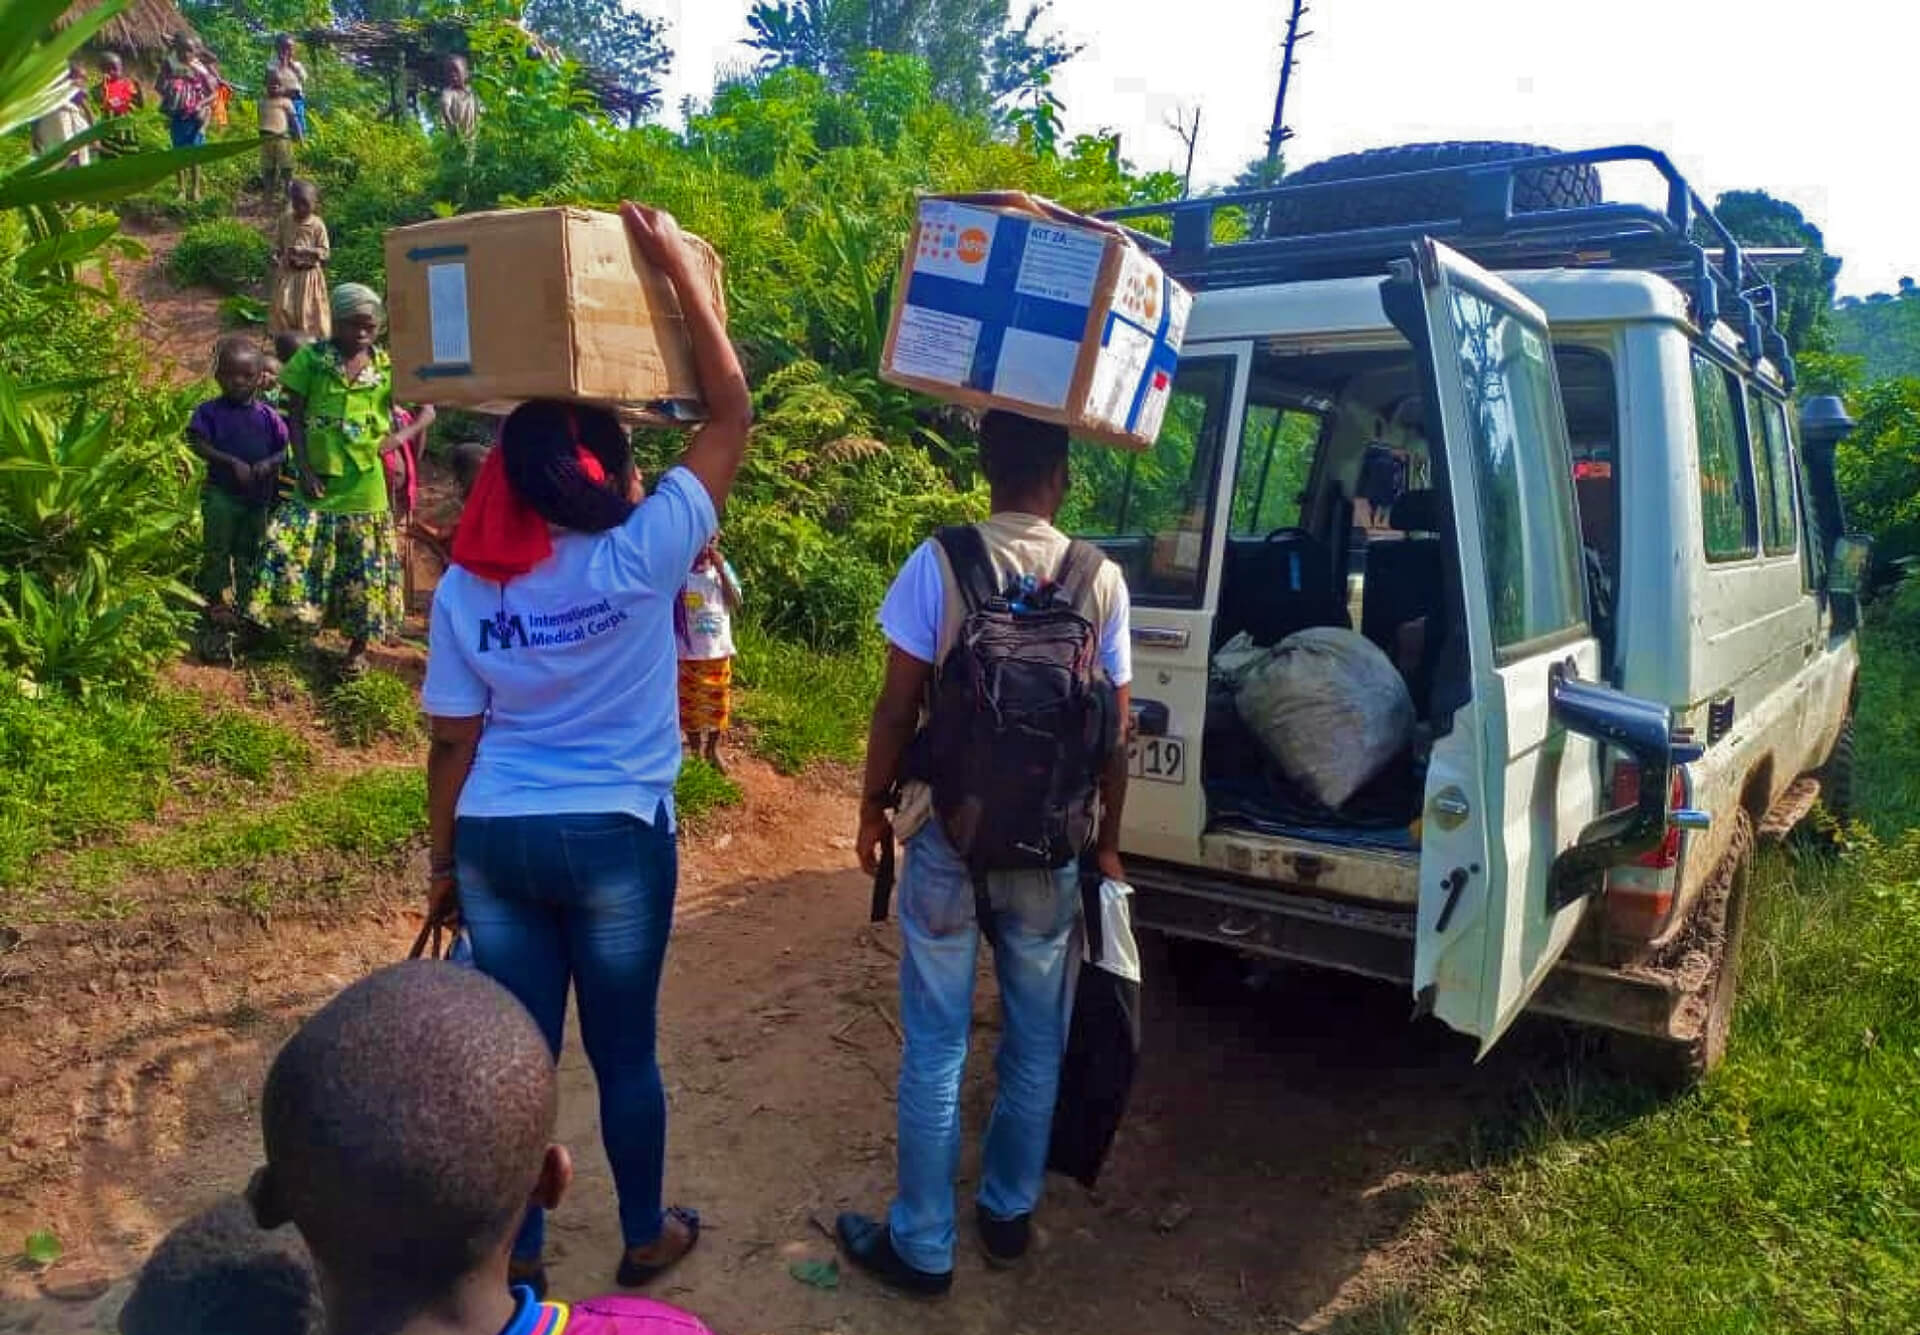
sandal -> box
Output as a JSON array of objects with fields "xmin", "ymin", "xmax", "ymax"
[{"xmin": 615, "ymin": 1206, "xmax": 701, "ymax": 1288}]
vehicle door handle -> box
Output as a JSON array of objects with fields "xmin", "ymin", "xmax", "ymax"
[{"xmin": 1132, "ymin": 627, "xmax": 1190, "ymax": 650}]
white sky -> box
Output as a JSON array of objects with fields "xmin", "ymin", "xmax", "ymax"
[{"xmin": 649, "ymin": 0, "xmax": 1913, "ymax": 298}]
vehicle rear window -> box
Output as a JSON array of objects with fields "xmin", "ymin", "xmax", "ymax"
[
  {"xmin": 1692, "ymin": 353, "xmax": 1758, "ymax": 562},
  {"xmin": 1748, "ymin": 390, "xmax": 1799, "ymax": 556},
  {"xmin": 1062, "ymin": 354, "xmax": 1237, "ymax": 605},
  {"xmin": 1444, "ymin": 286, "xmax": 1587, "ymax": 654}
]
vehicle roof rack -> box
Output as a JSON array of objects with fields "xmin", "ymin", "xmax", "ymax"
[{"xmin": 1098, "ymin": 145, "xmax": 1795, "ymax": 388}]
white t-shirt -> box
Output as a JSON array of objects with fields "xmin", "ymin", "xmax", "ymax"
[
  {"xmin": 877, "ymin": 513, "xmax": 1133, "ymax": 684},
  {"xmin": 678, "ymin": 560, "xmax": 738, "ymax": 661},
  {"xmin": 422, "ymin": 466, "xmax": 717, "ymax": 827}
]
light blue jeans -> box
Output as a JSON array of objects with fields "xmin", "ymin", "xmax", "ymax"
[{"xmin": 887, "ymin": 823, "xmax": 1079, "ymax": 1274}]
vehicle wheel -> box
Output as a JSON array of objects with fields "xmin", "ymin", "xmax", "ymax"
[
  {"xmin": 1606, "ymin": 809, "xmax": 1754, "ymax": 1093},
  {"xmin": 1265, "ymin": 141, "xmax": 1603, "ymax": 237}
]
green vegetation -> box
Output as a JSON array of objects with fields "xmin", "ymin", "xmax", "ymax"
[
  {"xmin": 0, "ymin": 685, "xmax": 311, "ymax": 891},
  {"xmin": 325, "ymin": 669, "xmax": 424, "ymax": 747},
  {"xmin": 734, "ymin": 620, "xmax": 883, "ymax": 773},
  {"xmin": 169, "ymin": 219, "xmax": 275, "ymax": 294},
  {"xmin": 1834, "ymin": 286, "xmax": 1920, "ymax": 383},
  {"xmin": 674, "ymin": 757, "xmax": 743, "ymax": 821},
  {"xmin": 1335, "ymin": 629, "xmax": 1920, "ymax": 1335}
]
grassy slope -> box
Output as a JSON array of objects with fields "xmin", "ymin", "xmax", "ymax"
[
  {"xmin": 1833, "ymin": 295, "xmax": 1920, "ymax": 384},
  {"xmin": 1, "ymin": 626, "xmax": 863, "ymax": 918},
  {"xmin": 1342, "ymin": 633, "xmax": 1920, "ymax": 1335}
]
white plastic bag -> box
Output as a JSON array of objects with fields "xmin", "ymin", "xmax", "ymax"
[{"xmin": 1229, "ymin": 627, "xmax": 1414, "ymax": 809}]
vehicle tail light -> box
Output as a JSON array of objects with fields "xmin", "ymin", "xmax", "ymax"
[{"xmin": 1602, "ymin": 759, "xmax": 1689, "ymax": 940}]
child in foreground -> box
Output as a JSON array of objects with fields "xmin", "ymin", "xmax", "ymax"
[
  {"xmin": 249, "ymin": 963, "xmax": 715, "ymax": 1335},
  {"xmin": 677, "ymin": 536, "xmax": 741, "ymax": 771},
  {"xmin": 187, "ymin": 337, "xmax": 289, "ymax": 622},
  {"xmin": 118, "ymin": 1195, "xmax": 323, "ymax": 1335}
]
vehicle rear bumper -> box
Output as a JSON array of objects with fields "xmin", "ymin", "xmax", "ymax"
[{"xmin": 1129, "ymin": 857, "xmax": 1688, "ymax": 1040}]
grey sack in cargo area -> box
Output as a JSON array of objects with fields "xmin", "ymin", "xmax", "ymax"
[{"xmin": 1224, "ymin": 627, "xmax": 1415, "ymax": 810}]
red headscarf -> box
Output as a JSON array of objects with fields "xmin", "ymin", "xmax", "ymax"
[{"xmin": 450, "ymin": 433, "xmax": 607, "ymax": 584}]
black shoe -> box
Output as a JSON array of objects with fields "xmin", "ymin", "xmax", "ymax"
[
  {"xmin": 976, "ymin": 1205, "xmax": 1032, "ymax": 1267},
  {"xmin": 835, "ymin": 1212, "xmax": 953, "ymax": 1297}
]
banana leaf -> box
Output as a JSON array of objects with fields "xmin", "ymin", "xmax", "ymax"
[
  {"xmin": 0, "ymin": 0, "xmax": 121, "ymax": 138},
  {"xmin": 0, "ymin": 138, "xmax": 262, "ymax": 212}
]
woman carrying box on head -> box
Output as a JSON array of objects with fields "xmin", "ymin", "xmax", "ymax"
[{"xmin": 419, "ymin": 204, "xmax": 752, "ymax": 1298}]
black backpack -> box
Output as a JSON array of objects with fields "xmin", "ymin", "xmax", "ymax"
[{"xmin": 915, "ymin": 525, "xmax": 1117, "ymax": 896}]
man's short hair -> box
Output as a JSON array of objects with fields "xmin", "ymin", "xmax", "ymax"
[
  {"xmin": 118, "ymin": 1197, "xmax": 323, "ymax": 1335},
  {"xmin": 978, "ymin": 410, "xmax": 1070, "ymax": 494},
  {"xmin": 257, "ymin": 963, "xmax": 557, "ymax": 1291}
]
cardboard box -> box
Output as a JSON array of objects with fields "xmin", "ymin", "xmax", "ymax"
[
  {"xmin": 385, "ymin": 207, "xmax": 726, "ymax": 418},
  {"xmin": 879, "ymin": 193, "xmax": 1193, "ymax": 451}
]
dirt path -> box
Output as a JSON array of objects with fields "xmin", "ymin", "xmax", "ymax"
[{"xmin": 0, "ymin": 750, "xmax": 1580, "ymax": 1335}]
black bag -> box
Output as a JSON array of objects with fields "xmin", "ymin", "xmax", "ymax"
[
  {"xmin": 917, "ymin": 525, "xmax": 1116, "ymax": 885},
  {"xmin": 1047, "ymin": 869, "xmax": 1142, "ymax": 1188}
]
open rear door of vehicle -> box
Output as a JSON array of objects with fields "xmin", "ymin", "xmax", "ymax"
[{"xmin": 1388, "ymin": 239, "xmax": 1608, "ymax": 1053}]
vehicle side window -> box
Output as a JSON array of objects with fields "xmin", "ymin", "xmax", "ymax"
[
  {"xmin": 1064, "ymin": 355, "xmax": 1236, "ymax": 605},
  {"xmin": 1691, "ymin": 353, "xmax": 1758, "ymax": 562},
  {"xmin": 1445, "ymin": 287, "xmax": 1587, "ymax": 654},
  {"xmin": 1229, "ymin": 403, "xmax": 1323, "ymax": 536},
  {"xmin": 1747, "ymin": 390, "xmax": 1798, "ymax": 556}
]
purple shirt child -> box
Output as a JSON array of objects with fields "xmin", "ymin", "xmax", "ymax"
[{"xmin": 189, "ymin": 397, "xmax": 290, "ymax": 507}]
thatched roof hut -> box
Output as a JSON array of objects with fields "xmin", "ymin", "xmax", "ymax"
[{"xmin": 56, "ymin": 0, "xmax": 198, "ymax": 61}]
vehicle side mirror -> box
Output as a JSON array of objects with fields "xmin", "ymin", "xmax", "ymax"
[{"xmin": 1828, "ymin": 533, "xmax": 1873, "ymax": 598}]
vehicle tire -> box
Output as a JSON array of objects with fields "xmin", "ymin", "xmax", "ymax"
[
  {"xmin": 1265, "ymin": 141, "xmax": 1603, "ymax": 237},
  {"xmin": 1605, "ymin": 809, "xmax": 1754, "ymax": 1093}
]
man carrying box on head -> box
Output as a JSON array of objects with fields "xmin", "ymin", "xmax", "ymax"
[{"xmin": 844, "ymin": 410, "xmax": 1133, "ymax": 1296}]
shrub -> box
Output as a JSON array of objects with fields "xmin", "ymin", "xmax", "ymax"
[
  {"xmin": 325, "ymin": 671, "xmax": 423, "ymax": 747},
  {"xmin": 169, "ymin": 220, "xmax": 273, "ymax": 294}
]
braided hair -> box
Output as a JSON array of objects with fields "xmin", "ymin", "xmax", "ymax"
[{"xmin": 498, "ymin": 400, "xmax": 636, "ymax": 534}]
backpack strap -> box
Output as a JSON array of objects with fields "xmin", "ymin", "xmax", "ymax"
[
  {"xmin": 934, "ymin": 524, "xmax": 999, "ymax": 616},
  {"xmin": 1053, "ymin": 539, "xmax": 1106, "ymax": 613}
]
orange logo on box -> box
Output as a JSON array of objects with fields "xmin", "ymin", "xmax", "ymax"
[
  {"xmin": 957, "ymin": 227, "xmax": 991, "ymax": 264},
  {"xmin": 1142, "ymin": 279, "xmax": 1160, "ymax": 322}
]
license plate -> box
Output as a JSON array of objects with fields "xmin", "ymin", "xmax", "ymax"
[{"xmin": 1129, "ymin": 735, "xmax": 1187, "ymax": 785}]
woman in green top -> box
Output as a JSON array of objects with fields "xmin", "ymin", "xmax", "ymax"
[{"xmin": 259, "ymin": 284, "xmax": 426, "ymax": 670}]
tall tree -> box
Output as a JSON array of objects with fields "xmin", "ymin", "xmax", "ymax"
[
  {"xmin": 1713, "ymin": 189, "xmax": 1842, "ymax": 358},
  {"xmin": 745, "ymin": 0, "xmax": 1076, "ymax": 121},
  {"xmin": 522, "ymin": 0, "xmax": 671, "ymax": 103}
]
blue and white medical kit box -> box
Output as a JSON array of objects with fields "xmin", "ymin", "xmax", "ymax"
[{"xmin": 880, "ymin": 193, "xmax": 1193, "ymax": 451}]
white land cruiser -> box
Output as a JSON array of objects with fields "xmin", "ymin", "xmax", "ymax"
[{"xmin": 1081, "ymin": 143, "xmax": 1869, "ymax": 1083}]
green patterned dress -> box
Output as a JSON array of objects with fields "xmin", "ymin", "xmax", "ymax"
[{"xmin": 258, "ymin": 341, "xmax": 406, "ymax": 641}]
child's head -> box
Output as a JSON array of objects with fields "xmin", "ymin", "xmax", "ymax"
[
  {"xmin": 261, "ymin": 355, "xmax": 283, "ymax": 393},
  {"xmin": 117, "ymin": 1196, "xmax": 324, "ymax": 1335},
  {"xmin": 67, "ymin": 61, "xmax": 86, "ymax": 89},
  {"xmin": 446, "ymin": 55, "xmax": 470, "ymax": 89},
  {"xmin": 273, "ymin": 331, "xmax": 313, "ymax": 365},
  {"xmin": 330, "ymin": 284, "xmax": 384, "ymax": 356},
  {"xmin": 266, "ymin": 71, "xmax": 284, "ymax": 97},
  {"xmin": 450, "ymin": 439, "xmax": 492, "ymax": 498},
  {"xmin": 277, "ymin": 33, "xmax": 297, "ymax": 59},
  {"xmin": 101, "ymin": 53, "xmax": 123, "ymax": 78},
  {"xmin": 169, "ymin": 31, "xmax": 193, "ymax": 58},
  {"xmin": 288, "ymin": 179, "xmax": 318, "ymax": 217},
  {"xmin": 214, "ymin": 336, "xmax": 265, "ymax": 404},
  {"xmin": 250, "ymin": 964, "xmax": 568, "ymax": 1308}
]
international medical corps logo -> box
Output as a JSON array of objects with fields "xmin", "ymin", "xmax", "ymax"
[
  {"xmin": 479, "ymin": 609, "xmax": 529, "ymax": 653},
  {"xmin": 477, "ymin": 599, "xmax": 628, "ymax": 654}
]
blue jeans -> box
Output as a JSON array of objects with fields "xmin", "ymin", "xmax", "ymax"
[
  {"xmin": 456, "ymin": 807, "xmax": 677, "ymax": 1261},
  {"xmin": 888, "ymin": 823, "xmax": 1079, "ymax": 1274}
]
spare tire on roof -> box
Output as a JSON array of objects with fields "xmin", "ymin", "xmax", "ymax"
[{"xmin": 1264, "ymin": 141, "xmax": 1603, "ymax": 236}]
